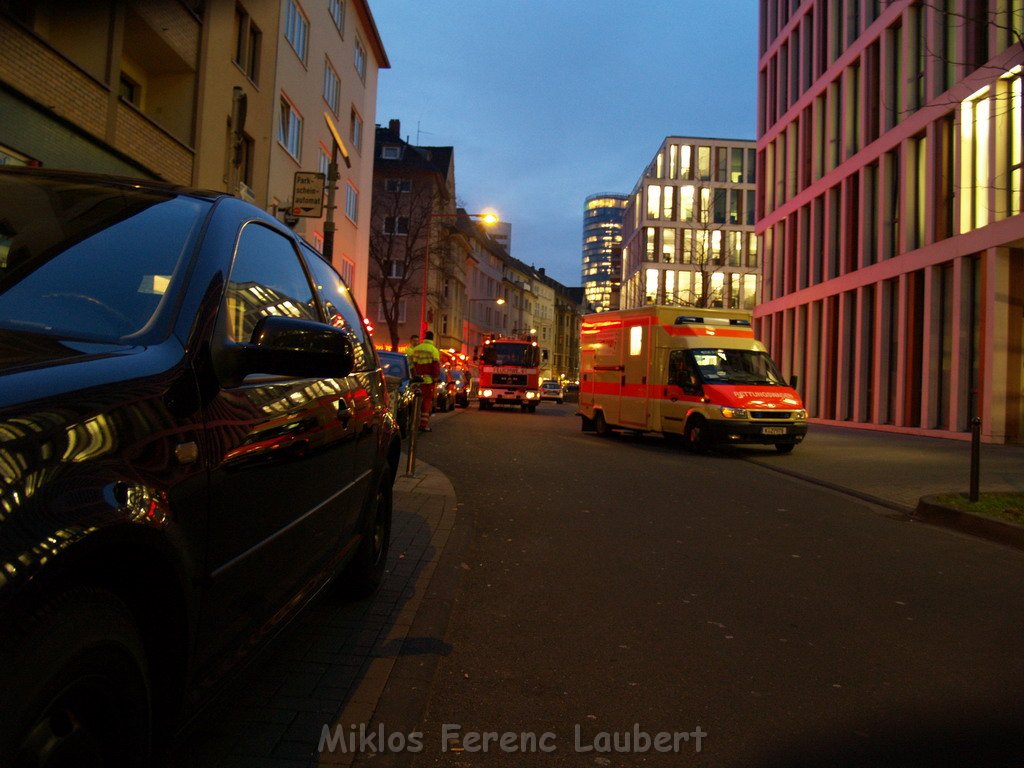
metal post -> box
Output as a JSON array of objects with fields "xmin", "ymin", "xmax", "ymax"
[
  {"xmin": 322, "ymin": 142, "xmax": 338, "ymax": 261},
  {"xmin": 969, "ymin": 416, "xmax": 982, "ymax": 502},
  {"xmin": 404, "ymin": 387, "xmax": 423, "ymax": 477}
]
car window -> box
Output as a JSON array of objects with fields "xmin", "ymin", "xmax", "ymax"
[
  {"xmin": 0, "ymin": 180, "xmax": 209, "ymax": 342},
  {"xmin": 300, "ymin": 244, "xmax": 375, "ymax": 372},
  {"xmin": 223, "ymin": 223, "xmax": 318, "ymax": 343}
]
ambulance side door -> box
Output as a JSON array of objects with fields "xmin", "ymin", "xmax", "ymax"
[{"xmin": 662, "ymin": 349, "xmax": 703, "ymax": 435}]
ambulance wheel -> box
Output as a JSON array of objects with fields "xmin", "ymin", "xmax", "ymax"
[
  {"xmin": 581, "ymin": 415, "xmax": 595, "ymax": 432},
  {"xmin": 594, "ymin": 411, "xmax": 612, "ymax": 437},
  {"xmin": 528, "ymin": 404, "xmax": 537, "ymax": 413},
  {"xmin": 774, "ymin": 442, "xmax": 795, "ymax": 454},
  {"xmin": 684, "ymin": 416, "xmax": 711, "ymax": 453}
]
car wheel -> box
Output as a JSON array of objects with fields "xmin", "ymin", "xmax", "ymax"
[
  {"xmin": 594, "ymin": 411, "xmax": 612, "ymax": 437},
  {"xmin": 684, "ymin": 416, "xmax": 712, "ymax": 454},
  {"xmin": 341, "ymin": 472, "xmax": 393, "ymax": 597},
  {"xmin": 557, "ymin": 399, "xmax": 563, "ymax": 404},
  {"xmin": 0, "ymin": 587, "xmax": 151, "ymax": 768},
  {"xmin": 775, "ymin": 442, "xmax": 795, "ymax": 454}
]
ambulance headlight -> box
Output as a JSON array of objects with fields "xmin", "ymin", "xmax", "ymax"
[
  {"xmin": 793, "ymin": 409, "xmax": 808, "ymax": 420},
  {"xmin": 482, "ymin": 389, "xmax": 493, "ymax": 398},
  {"xmin": 525, "ymin": 391, "xmax": 537, "ymax": 400},
  {"xmin": 720, "ymin": 406, "xmax": 747, "ymax": 419}
]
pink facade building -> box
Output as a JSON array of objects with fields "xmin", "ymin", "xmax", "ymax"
[{"xmin": 756, "ymin": 1, "xmax": 1024, "ymax": 443}]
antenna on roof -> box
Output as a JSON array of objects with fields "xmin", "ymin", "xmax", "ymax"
[{"xmin": 415, "ymin": 120, "xmax": 434, "ymax": 144}]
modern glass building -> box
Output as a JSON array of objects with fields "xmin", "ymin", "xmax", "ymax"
[
  {"xmin": 756, "ymin": 1, "xmax": 1024, "ymax": 443},
  {"xmin": 620, "ymin": 137, "xmax": 758, "ymax": 310},
  {"xmin": 581, "ymin": 194, "xmax": 627, "ymax": 312}
]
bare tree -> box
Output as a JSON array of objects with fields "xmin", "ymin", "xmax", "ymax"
[
  {"xmin": 675, "ymin": 190, "xmax": 736, "ymax": 308},
  {"xmin": 368, "ymin": 179, "xmax": 448, "ymax": 350}
]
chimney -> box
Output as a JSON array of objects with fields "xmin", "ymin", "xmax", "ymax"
[
  {"xmin": 539, "ymin": 268, "xmax": 545, "ymax": 276},
  {"xmin": 389, "ymin": 119, "xmax": 400, "ymax": 136}
]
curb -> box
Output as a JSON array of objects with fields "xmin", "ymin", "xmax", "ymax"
[{"xmin": 915, "ymin": 495, "xmax": 1024, "ymax": 551}]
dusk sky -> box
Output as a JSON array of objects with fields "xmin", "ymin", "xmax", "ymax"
[{"xmin": 369, "ymin": 1, "xmax": 760, "ymax": 288}]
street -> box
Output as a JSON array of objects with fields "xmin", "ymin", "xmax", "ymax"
[
  {"xmin": 167, "ymin": 402, "xmax": 1024, "ymax": 767},
  {"xmin": 373, "ymin": 402, "xmax": 1024, "ymax": 767}
]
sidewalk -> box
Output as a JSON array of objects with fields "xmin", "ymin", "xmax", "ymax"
[{"xmin": 743, "ymin": 423, "xmax": 1024, "ymax": 513}]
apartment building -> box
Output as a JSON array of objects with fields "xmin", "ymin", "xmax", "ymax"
[
  {"xmin": 756, "ymin": 0, "xmax": 1024, "ymax": 442},
  {"xmin": 581, "ymin": 193, "xmax": 628, "ymax": 312},
  {"xmin": 0, "ymin": 0, "xmax": 387, "ymax": 307},
  {"xmin": 620, "ymin": 136, "xmax": 759, "ymax": 311},
  {"xmin": 0, "ymin": 0, "xmax": 202, "ymax": 181}
]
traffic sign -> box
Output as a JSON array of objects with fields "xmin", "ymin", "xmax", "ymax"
[{"xmin": 291, "ymin": 171, "xmax": 325, "ymax": 217}]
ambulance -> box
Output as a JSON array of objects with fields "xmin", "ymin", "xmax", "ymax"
[{"xmin": 578, "ymin": 306, "xmax": 808, "ymax": 453}]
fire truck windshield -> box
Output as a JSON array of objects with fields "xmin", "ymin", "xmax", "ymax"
[{"xmin": 482, "ymin": 342, "xmax": 539, "ymax": 367}]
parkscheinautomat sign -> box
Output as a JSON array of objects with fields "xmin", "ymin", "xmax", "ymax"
[{"xmin": 291, "ymin": 171, "xmax": 325, "ymax": 217}]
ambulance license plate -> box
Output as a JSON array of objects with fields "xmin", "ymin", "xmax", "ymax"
[{"xmin": 761, "ymin": 426, "xmax": 787, "ymax": 436}]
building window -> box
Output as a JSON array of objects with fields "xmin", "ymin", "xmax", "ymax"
[
  {"xmin": 647, "ymin": 186, "xmax": 660, "ymax": 219},
  {"xmin": 381, "ymin": 145, "xmax": 401, "ymax": 160},
  {"xmin": 284, "ymin": 0, "xmax": 308, "ymax": 62},
  {"xmin": 310, "ymin": 231, "xmax": 324, "ymax": 252},
  {"xmin": 345, "ymin": 183, "xmax": 358, "ymax": 221},
  {"xmin": 384, "ymin": 216, "xmax": 409, "ymax": 235},
  {"xmin": 385, "ymin": 260, "xmax": 406, "ymax": 278},
  {"xmin": 377, "ymin": 299, "xmax": 406, "ymax": 323},
  {"xmin": 340, "ymin": 256, "xmax": 355, "ymax": 286},
  {"xmin": 960, "ymin": 86, "xmax": 990, "ymax": 233},
  {"xmin": 385, "ymin": 178, "xmax": 411, "ymax": 193},
  {"xmin": 278, "ymin": 95, "xmax": 302, "ymax": 159},
  {"xmin": 234, "ymin": 6, "xmax": 261, "ymax": 83},
  {"xmin": 119, "ymin": 72, "xmax": 140, "ymax": 106},
  {"xmin": 1006, "ymin": 70, "xmax": 1022, "ymax": 218},
  {"xmin": 329, "ymin": 0, "xmax": 345, "ymax": 35},
  {"xmin": 350, "ymin": 108, "xmax": 363, "ymax": 153},
  {"xmin": 323, "ymin": 58, "xmax": 340, "ymax": 114},
  {"xmin": 354, "ymin": 37, "xmax": 367, "ymax": 82}
]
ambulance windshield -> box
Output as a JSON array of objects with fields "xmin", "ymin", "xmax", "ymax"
[{"xmin": 690, "ymin": 348, "xmax": 787, "ymax": 386}]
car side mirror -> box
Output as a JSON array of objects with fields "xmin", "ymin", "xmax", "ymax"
[
  {"xmin": 789, "ymin": 374, "xmax": 799, "ymax": 390},
  {"xmin": 215, "ymin": 316, "xmax": 355, "ymax": 387}
]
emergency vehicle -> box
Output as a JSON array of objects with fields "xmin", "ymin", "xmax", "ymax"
[
  {"xmin": 579, "ymin": 306, "xmax": 808, "ymax": 452},
  {"xmin": 477, "ymin": 336, "xmax": 541, "ymax": 412}
]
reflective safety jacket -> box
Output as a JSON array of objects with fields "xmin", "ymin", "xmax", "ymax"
[{"xmin": 410, "ymin": 340, "xmax": 441, "ymax": 383}]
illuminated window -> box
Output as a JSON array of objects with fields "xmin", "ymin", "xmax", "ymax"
[
  {"xmin": 645, "ymin": 227, "xmax": 656, "ymax": 260},
  {"xmin": 662, "ymin": 186, "xmax": 673, "ymax": 219},
  {"xmin": 682, "ymin": 229, "xmax": 693, "ymax": 263},
  {"xmin": 699, "ymin": 187, "xmax": 711, "ymax": 222},
  {"xmin": 669, "ymin": 145, "xmax": 678, "ymax": 179},
  {"xmin": 960, "ymin": 86, "xmax": 990, "ymax": 232},
  {"xmin": 665, "ymin": 269, "xmax": 676, "ymax": 301},
  {"xmin": 680, "ymin": 145, "xmax": 693, "ymax": 179},
  {"xmin": 655, "ymin": 151, "xmax": 664, "ymax": 179},
  {"xmin": 644, "ymin": 270, "xmax": 659, "ymax": 303},
  {"xmin": 662, "ymin": 228, "xmax": 676, "ymax": 263},
  {"xmin": 630, "ymin": 324, "xmax": 644, "ymax": 355},
  {"xmin": 647, "ymin": 185, "xmax": 660, "ymax": 219},
  {"xmin": 697, "ymin": 146, "xmax": 711, "ymax": 180},
  {"xmin": 1007, "ymin": 69, "xmax": 1022, "ymax": 217},
  {"xmin": 679, "ymin": 185, "xmax": 695, "ymax": 221}
]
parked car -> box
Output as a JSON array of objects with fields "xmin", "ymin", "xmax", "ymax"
[
  {"xmin": 378, "ymin": 350, "xmax": 417, "ymax": 436},
  {"xmin": 433, "ymin": 368, "xmax": 456, "ymax": 412},
  {"xmin": 0, "ymin": 168, "xmax": 402, "ymax": 765},
  {"xmin": 540, "ymin": 380, "xmax": 565, "ymax": 403},
  {"xmin": 450, "ymin": 368, "xmax": 472, "ymax": 407}
]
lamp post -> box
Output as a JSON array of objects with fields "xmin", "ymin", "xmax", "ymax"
[
  {"xmin": 322, "ymin": 112, "xmax": 351, "ymax": 261},
  {"xmin": 420, "ymin": 210, "xmax": 498, "ymax": 337}
]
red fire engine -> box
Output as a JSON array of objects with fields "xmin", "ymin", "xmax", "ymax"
[{"xmin": 477, "ymin": 336, "xmax": 541, "ymax": 412}]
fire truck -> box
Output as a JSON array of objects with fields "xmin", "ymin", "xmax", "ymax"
[
  {"xmin": 579, "ymin": 306, "xmax": 808, "ymax": 452},
  {"xmin": 477, "ymin": 336, "xmax": 541, "ymax": 412}
]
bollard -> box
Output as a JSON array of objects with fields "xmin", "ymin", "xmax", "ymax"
[
  {"xmin": 404, "ymin": 387, "xmax": 422, "ymax": 477},
  {"xmin": 969, "ymin": 415, "xmax": 982, "ymax": 503}
]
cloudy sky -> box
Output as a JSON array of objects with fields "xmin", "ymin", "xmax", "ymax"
[{"xmin": 369, "ymin": 1, "xmax": 760, "ymax": 287}]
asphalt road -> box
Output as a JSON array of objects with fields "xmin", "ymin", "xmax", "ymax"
[{"xmin": 384, "ymin": 402, "xmax": 1024, "ymax": 767}]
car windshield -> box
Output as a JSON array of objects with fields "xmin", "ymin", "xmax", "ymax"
[
  {"xmin": 0, "ymin": 173, "xmax": 209, "ymax": 343},
  {"xmin": 690, "ymin": 348, "xmax": 787, "ymax": 386},
  {"xmin": 481, "ymin": 341, "xmax": 539, "ymax": 367}
]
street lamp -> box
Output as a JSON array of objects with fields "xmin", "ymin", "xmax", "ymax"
[
  {"xmin": 322, "ymin": 112, "xmax": 351, "ymax": 261},
  {"xmin": 420, "ymin": 210, "xmax": 499, "ymax": 336}
]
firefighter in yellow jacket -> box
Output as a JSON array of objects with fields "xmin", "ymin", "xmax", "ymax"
[{"xmin": 410, "ymin": 331, "xmax": 441, "ymax": 431}]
